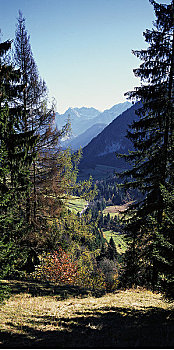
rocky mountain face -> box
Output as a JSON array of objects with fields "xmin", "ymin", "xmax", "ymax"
[
  {"xmin": 55, "ymin": 102, "xmax": 131, "ymax": 149},
  {"xmin": 55, "ymin": 107, "xmax": 101, "ymax": 137},
  {"xmin": 79, "ymin": 102, "xmax": 141, "ymax": 172}
]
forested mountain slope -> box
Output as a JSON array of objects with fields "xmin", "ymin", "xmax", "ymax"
[{"xmin": 79, "ymin": 102, "xmax": 140, "ymax": 172}]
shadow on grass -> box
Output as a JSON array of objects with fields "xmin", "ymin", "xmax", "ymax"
[
  {"xmin": 0, "ymin": 303, "xmax": 174, "ymax": 348},
  {"xmin": 1, "ymin": 279, "xmax": 103, "ymax": 299}
]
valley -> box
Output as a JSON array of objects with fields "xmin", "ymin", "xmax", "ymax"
[
  {"xmin": 1, "ymin": 1, "xmax": 174, "ymax": 348},
  {"xmin": 65, "ymin": 195, "xmax": 130, "ymax": 256}
]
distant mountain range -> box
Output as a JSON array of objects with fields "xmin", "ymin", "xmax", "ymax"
[
  {"xmin": 55, "ymin": 101, "xmax": 131, "ymax": 150},
  {"xmin": 78, "ymin": 102, "xmax": 141, "ymax": 174}
]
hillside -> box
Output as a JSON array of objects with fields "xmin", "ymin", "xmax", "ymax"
[
  {"xmin": 0, "ymin": 281, "xmax": 173, "ymax": 348},
  {"xmin": 63, "ymin": 123, "xmax": 106, "ymax": 150},
  {"xmin": 79, "ymin": 102, "xmax": 140, "ymax": 175}
]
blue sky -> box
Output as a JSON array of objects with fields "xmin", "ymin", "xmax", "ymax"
[{"xmin": 0, "ymin": 0, "xmax": 170, "ymax": 113}]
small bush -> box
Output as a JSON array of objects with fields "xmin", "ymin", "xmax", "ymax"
[
  {"xmin": 73, "ymin": 250, "xmax": 106, "ymax": 291},
  {"xmin": 98, "ymin": 258, "xmax": 119, "ymax": 291},
  {"xmin": 76, "ymin": 264, "xmax": 106, "ymax": 291},
  {"xmin": 32, "ymin": 248, "xmax": 78, "ymax": 285}
]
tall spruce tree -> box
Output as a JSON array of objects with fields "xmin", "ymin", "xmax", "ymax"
[
  {"xmin": 0, "ymin": 40, "xmax": 37, "ymax": 278},
  {"xmin": 118, "ymin": 0, "xmax": 174, "ymax": 292},
  {"xmin": 108, "ymin": 236, "xmax": 117, "ymax": 261}
]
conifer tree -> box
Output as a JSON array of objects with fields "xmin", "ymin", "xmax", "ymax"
[
  {"xmin": 0, "ymin": 40, "xmax": 37, "ymax": 278},
  {"xmin": 13, "ymin": 12, "xmax": 96, "ymax": 267},
  {"xmin": 157, "ymin": 184, "xmax": 174, "ymax": 297},
  {"xmin": 14, "ymin": 11, "xmax": 63, "ymax": 224},
  {"xmin": 108, "ymin": 236, "xmax": 117, "ymax": 261},
  {"xmin": 118, "ymin": 0, "xmax": 174, "ymax": 292}
]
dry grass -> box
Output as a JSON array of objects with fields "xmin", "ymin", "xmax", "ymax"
[
  {"xmin": 103, "ymin": 201, "xmax": 134, "ymax": 217},
  {"xmin": 0, "ymin": 281, "xmax": 174, "ymax": 348}
]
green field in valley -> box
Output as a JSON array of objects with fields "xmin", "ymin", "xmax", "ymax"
[
  {"xmin": 103, "ymin": 209, "xmax": 119, "ymax": 219},
  {"xmin": 103, "ymin": 230, "xmax": 127, "ymax": 254},
  {"xmin": 66, "ymin": 196, "xmax": 88, "ymax": 215}
]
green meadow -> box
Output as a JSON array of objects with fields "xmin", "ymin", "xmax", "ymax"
[
  {"xmin": 66, "ymin": 196, "xmax": 88, "ymax": 214},
  {"xmin": 103, "ymin": 230, "xmax": 127, "ymax": 254}
]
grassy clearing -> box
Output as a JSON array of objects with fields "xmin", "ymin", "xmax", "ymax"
[
  {"xmin": 0, "ymin": 281, "xmax": 173, "ymax": 348},
  {"xmin": 66, "ymin": 196, "xmax": 88, "ymax": 214},
  {"xmin": 102, "ymin": 202, "xmax": 132, "ymax": 254},
  {"xmin": 103, "ymin": 202, "xmax": 134, "ymax": 219},
  {"xmin": 103, "ymin": 230, "xmax": 127, "ymax": 254}
]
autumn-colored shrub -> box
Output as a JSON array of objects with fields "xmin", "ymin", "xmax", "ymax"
[
  {"xmin": 31, "ymin": 247, "xmax": 118, "ymax": 292},
  {"xmin": 32, "ymin": 247, "xmax": 78, "ymax": 285}
]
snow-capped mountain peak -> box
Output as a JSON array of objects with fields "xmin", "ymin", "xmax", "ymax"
[{"xmin": 55, "ymin": 101, "xmax": 131, "ymax": 137}]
